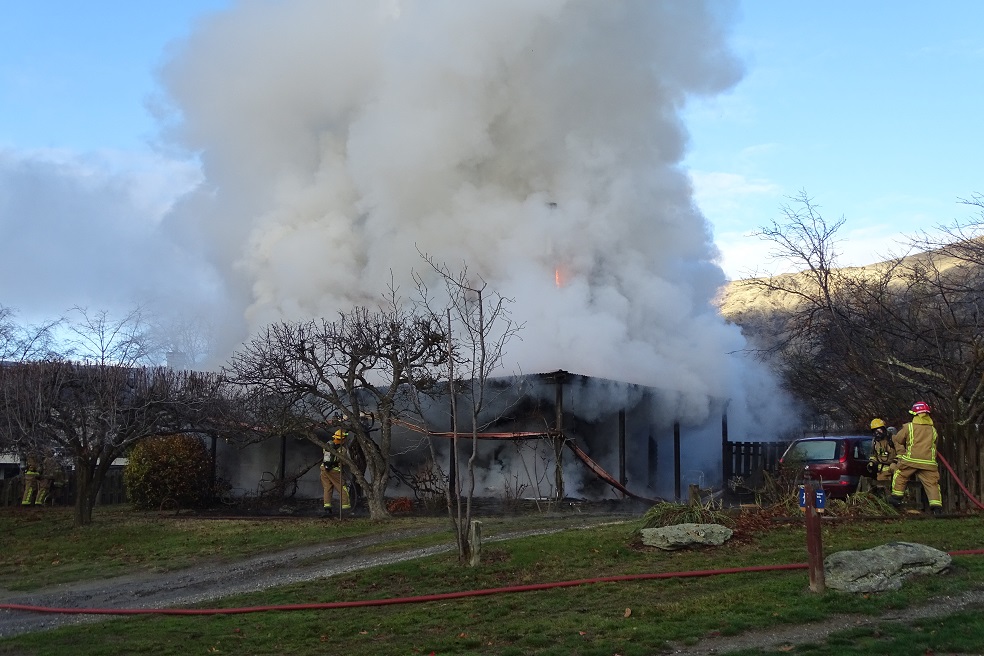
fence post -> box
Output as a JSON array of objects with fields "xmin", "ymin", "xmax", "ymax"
[
  {"xmin": 804, "ymin": 479, "xmax": 825, "ymax": 593},
  {"xmin": 469, "ymin": 520, "xmax": 482, "ymax": 567}
]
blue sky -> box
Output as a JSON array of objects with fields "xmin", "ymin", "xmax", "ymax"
[
  {"xmin": 2, "ymin": 1, "xmax": 983, "ymax": 318},
  {"xmin": 686, "ymin": 2, "xmax": 984, "ymax": 276},
  {"xmin": 0, "ymin": 1, "xmax": 229, "ymax": 152}
]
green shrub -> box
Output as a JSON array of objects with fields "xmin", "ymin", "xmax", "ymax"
[
  {"xmin": 829, "ymin": 490, "xmax": 900, "ymax": 516},
  {"xmin": 123, "ymin": 435, "xmax": 213, "ymax": 510},
  {"xmin": 641, "ymin": 500, "xmax": 734, "ymax": 529}
]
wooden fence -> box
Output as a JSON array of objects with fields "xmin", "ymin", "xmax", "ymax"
[
  {"xmin": 938, "ymin": 423, "xmax": 984, "ymax": 513},
  {"xmin": 724, "ymin": 440, "xmax": 790, "ymax": 490}
]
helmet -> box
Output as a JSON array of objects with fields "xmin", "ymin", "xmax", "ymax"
[
  {"xmin": 332, "ymin": 429, "xmax": 346, "ymax": 443},
  {"xmin": 910, "ymin": 401, "xmax": 932, "ymax": 415},
  {"xmin": 870, "ymin": 418, "xmax": 886, "ymax": 430}
]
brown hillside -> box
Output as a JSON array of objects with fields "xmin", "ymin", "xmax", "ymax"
[{"xmin": 714, "ymin": 247, "xmax": 971, "ymax": 323}]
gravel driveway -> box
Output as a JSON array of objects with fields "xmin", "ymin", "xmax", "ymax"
[{"xmin": 0, "ymin": 520, "xmax": 586, "ymax": 639}]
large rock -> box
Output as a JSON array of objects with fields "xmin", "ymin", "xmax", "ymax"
[
  {"xmin": 640, "ymin": 523, "xmax": 733, "ymax": 551},
  {"xmin": 824, "ymin": 542, "xmax": 951, "ymax": 593}
]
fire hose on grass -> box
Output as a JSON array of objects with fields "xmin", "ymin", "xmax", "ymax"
[
  {"xmin": 4, "ymin": 552, "xmax": 984, "ymax": 617},
  {"xmin": 4, "ymin": 455, "xmax": 980, "ymax": 618}
]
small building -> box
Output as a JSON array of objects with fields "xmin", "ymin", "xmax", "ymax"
[{"xmin": 214, "ymin": 370, "xmax": 733, "ymax": 504}]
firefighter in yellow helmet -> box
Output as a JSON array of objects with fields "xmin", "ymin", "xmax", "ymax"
[
  {"xmin": 890, "ymin": 402, "xmax": 943, "ymax": 516},
  {"xmin": 865, "ymin": 418, "xmax": 897, "ymax": 499},
  {"xmin": 320, "ymin": 430, "xmax": 351, "ymax": 517}
]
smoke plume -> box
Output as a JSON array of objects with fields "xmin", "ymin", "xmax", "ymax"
[{"xmin": 156, "ymin": 0, "xmax": 793, "ymax": 434}]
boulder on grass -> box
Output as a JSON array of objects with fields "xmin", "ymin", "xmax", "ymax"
[
  {"xmin": 824, "ymin": 542, "xmax": 951, "ymax": 593},
  {"xmin": 640, "ymin": 523, "xmax": 733, "ymax": 551}
]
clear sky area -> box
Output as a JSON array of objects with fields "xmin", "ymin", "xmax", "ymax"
[
  {"xmin": 1, "ymin": 1, "xmax": 982, "ymax": 388},
  {"xmin": 685, "ymin": 1, "xmax": 984, "ymax": 277},
  {"xmin": 0, "ymin": 1, "xmax": 230, "ymax": 152}
]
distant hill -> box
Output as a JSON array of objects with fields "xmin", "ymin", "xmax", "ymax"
[{"xmin": 714, "ymin": 246, "xmax": 972, "ymax": 325}]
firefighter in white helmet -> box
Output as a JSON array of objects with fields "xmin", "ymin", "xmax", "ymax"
[
  {"xmin": 890, "ymin": 402, "xmax": 943, "ymax": 516},
  {"xmin": 320, "ymin": 430, "xmax": 351, "ymax": 517}
]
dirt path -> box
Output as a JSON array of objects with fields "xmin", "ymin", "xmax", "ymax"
[{"xmin": 0, "ymin": 523, "xmax": 574, "ymax": 638}]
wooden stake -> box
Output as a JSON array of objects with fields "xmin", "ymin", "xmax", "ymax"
[{"xmin": 804, "ymin": 480, "xmax": 825, "ymax": 593}]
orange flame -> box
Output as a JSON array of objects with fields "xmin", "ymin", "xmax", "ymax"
[{"xmin": 554, "ymin": 266, "xmax": 568, "ymax": 288}]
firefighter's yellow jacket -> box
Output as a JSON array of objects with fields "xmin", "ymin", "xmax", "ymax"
[
  {"xmin": 893, "ymin": 414, "xmax": 938, "ymax": 470},
  {"xmin": 868, "ymin": 437, "xmax": 897, "ymax": 478}
]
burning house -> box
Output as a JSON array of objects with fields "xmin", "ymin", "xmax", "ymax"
[
  {"xmin": 214, "ymin": 369, "xmax": 732, "ymax": 506},
  {"xmin": 155, "ymin": 0, "xmax": 800, "ymax": 505}
]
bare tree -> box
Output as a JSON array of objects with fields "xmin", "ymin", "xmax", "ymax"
[
  {"xmin": 0, "ymin": 306, "xmax": 229, "ymax": 527},
  {"xmin": 737, "ymin": 192, "xmax": 881, "ymax": 423},
  {"xmin": 225, "ymin": 297, "xmax": 449, "ymax": 520},
  {"xmin": 147, "ymin": 313, "xmax": 217, "ymax": 371},
  {"xmin": 0, "ymin": 361, "xmax": 225, "ymax": 526},
  {"xmin": 416, "ymin": 257, "xmax": 522, "ymax": 565},
  {"xmin": 63, "ymin": 306, "xmax": 154, "ymax": 366},
  {"xmin": 740, "ymin": 191, "xmax": 984, "ymax": 431},
  {"xmin": 0, "ymin": 305, "xmax": 60, "ymax": 363},
  {"xmin": 916, "ymin": 193, "xmax": 984, "ymax": 268},
  {"xmin": 0, "ymin": 307, "xmax": 60, "ymax": 463}
]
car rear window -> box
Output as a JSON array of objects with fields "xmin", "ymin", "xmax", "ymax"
[{"xmin": 787, "ymin": 440, "xmax": 839, "ymax": 461}]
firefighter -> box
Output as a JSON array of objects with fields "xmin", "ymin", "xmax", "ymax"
[
  {"xmin": 890, "ymin": 401, "xmax": 943, "ymax": 516},
  {"xmin": 320, "ymin": 430, "xmax": 351, "ymax": 517},
  {"xmin": 865, "ymin": 418, "xmax": 897, "ymax": 498},
  {"xmin": 35, "ymin": 450, "xmax": 66, "ymax": 506},
  {"xmin": 20, "ymin": 450, "xmax": 41, "ymax": 506}
]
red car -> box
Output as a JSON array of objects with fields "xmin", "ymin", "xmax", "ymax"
[{"xmin": 778, "ymin": 435, "xmax": 874, "ymax": 499}]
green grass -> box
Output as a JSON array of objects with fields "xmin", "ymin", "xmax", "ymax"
[
  {"xmin": 1, "ymin": 507, "xmax": 983, "ymax": 655},
  {"xmin": 0, "ymin": 506, "xmax": 454, "ymax": 590},
  {"xmin": 728, "ymin": 608, "xmax": 984, "ymax": 655}
]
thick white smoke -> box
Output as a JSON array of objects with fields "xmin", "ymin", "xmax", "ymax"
[{"xmin": 157, "ymin": 0, "xmax": 795, "ymax": 435}]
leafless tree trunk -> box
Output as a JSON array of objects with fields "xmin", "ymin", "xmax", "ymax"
[{"xmin": 416, "ymin": 256, "xmax": 522, "ymax": 565}]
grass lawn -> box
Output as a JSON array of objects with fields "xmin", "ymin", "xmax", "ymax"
[{"xmin": 1, "ymin": 505, "xmax": 982, "ymax": 655}]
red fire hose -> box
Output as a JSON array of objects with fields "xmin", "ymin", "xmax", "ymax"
[
  {"xmin": 938, "ymin": 453, "xmax": 984, "ymax": 510},
  {"xmin": 0, "ymin": 564, "xmax": 812, "ymax": 616},
  {"xmin": 4, "ymin": 553, "xmax": 984, "ymax": 617}
]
